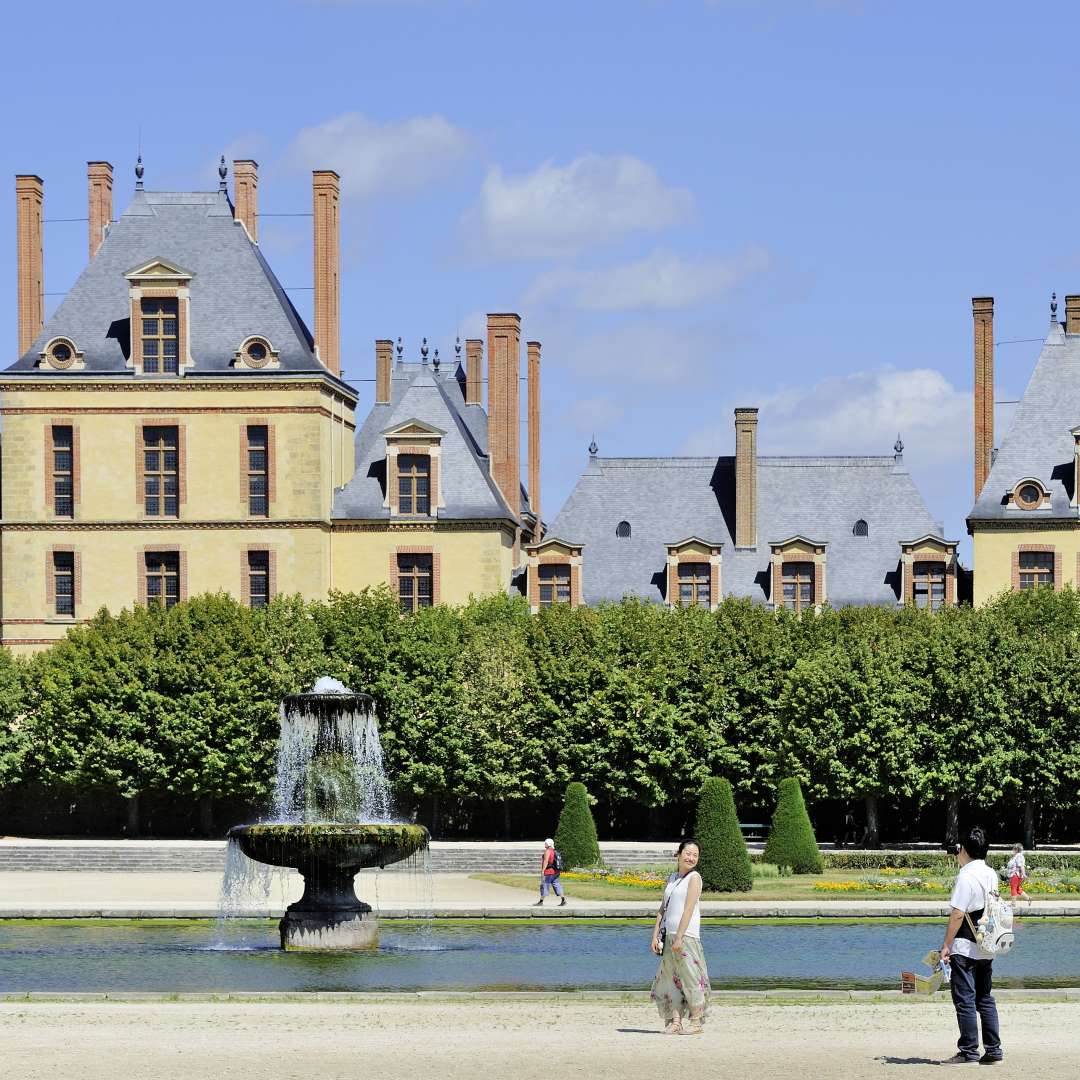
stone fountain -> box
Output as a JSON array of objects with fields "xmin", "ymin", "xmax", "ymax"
[{"xmin": 227, "ymin": 678, "xmax": 428, "ymax": 950}]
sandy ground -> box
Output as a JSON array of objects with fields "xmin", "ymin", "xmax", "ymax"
[{"xmin": 2, "ymin": 1000, "xmax": 1077, "ymax": 1080}]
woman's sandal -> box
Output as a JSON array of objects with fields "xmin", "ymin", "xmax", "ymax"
[
  {"xmin": 679, "ymin": 1020, "xmax": 704, "ymax": 1036},
  {"xmin": 665, "ymin": 1019, "xmax": 684, "ymax": 1035}
]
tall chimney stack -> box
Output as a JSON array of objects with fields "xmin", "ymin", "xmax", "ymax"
[
  {"xmin": 16, "ymin": 175, "xmax": 44, "ymax": 356},
  {"xmin": 734, "ymin": 407, "xmax": 759, "ymax": 548},
  {"xmin": 487, "ymin": 313, "xmax": 521, "ymax": 521},
  {"xmin": 233, "ymin": 160, "xmax": 258, "ymax": 242},
  {"xmin": 465, "ymin": 338, "xmax": 483, "ymax": 405},
  {"xmin": 312, "ymin": 170, "xmax": 340, "ymax": 376},
  {"xmin": 1065, "ymin": 295, "xmax": 1080, "ymax": 335},
  {"xmin": 375, "ymin": 339, "xmax": 393, "ymax": 404},
  {"xmin": 527, "ymin": 340, "xmax": 542, "ymax": 534},
  {"xmin": 87, "ymin": 162, "xmax": 112, "ymax": 260},
  {"xmin": 973, "ymin": 297, "xmax": 994, "ymax": 499}
]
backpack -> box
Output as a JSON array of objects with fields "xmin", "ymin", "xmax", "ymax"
[
  {"xmin": 550, "ymin": 849, "xmax": 564, "ymax": 873},
  {"xmin": 965, "ymin": 877, "xmax": 1015, "ymax": 958}
]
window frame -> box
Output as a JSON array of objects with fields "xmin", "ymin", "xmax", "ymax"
[
  {"xmin": 139, "ymin": 296, "xmax": 180, "ymax": 375},
  {"xmin": 143, "ymin": 425, "xmax": 180, "ymax": 518},
  {"xmin": 144, "ymin": 550, "xmax": 181, "ymax": 609},
  {"xmin": 247, "ymin": 550, "xmax": 270, "ymax": 609},
  {"xmin": 676, "ymin": 561, "xmax": 711, "ymax": 608},
  {"xmin": 397, "ymin": 552, "xmax": 434, "ymax": 613},
  {"xmin": 246, "ymin": 424, "xmax": 269, "ymax": 517},
  {"xmin": 537, "ymin": 562, "xmax": 572, "ymax": 607},
  {"xmin": 781, "ymin": 561, "xmax": 815, "ymax": 613},
  {"xmin": 1018, "ymin": 550, "xmax": 1055, "ymax": 591},
  {"xmin": 52, "ymin": 550, "xmax": 75, "ymax": 617},
  {"xmin": 912, "ymin": 560, "xmax": 947, "ymax": 611},
  {"xmin": 397, "ymin": 454, "xmax": 431, "ymax": 516},
  {"xmin": 51, "ymin": 424, "xmax": 74, "ymax": 518}
]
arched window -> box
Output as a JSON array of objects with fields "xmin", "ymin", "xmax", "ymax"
[
  {"xmin": 853, "ymin": 519, "xmax": 868, "ymax": 537},
  {"xmin": 616, "ymin": 520, "xmax": 631, "ymax": 539}
]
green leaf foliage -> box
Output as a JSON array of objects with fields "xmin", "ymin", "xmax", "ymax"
[
  {"xmin": 695, "ymin": 776, "xmax": 752, "ymax": 891},
  {"xmin": 763, "ymin": 777, "xmax": 824, "ymax": 873},
  {"xmin": 554, "ymin": 781, "xmax": 603, "ymax": 868}
]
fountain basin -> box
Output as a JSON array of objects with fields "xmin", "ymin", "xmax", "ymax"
[{"xmin": 229, "ymin": 823, "xmax": 428, "ymax": 950}]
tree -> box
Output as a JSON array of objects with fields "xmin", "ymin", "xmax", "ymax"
[
  {"xmin": 763, "ymin": 777, "xmax": 823, "ymax": 873},
  {"xmin": 695, "ymin": 777, "xmax": 752, "ymax": 892},
  {"xmin": 554, "ymin": 781, "xmax": 603, "ymax": 867}
]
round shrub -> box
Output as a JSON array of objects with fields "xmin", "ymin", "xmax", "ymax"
[
  {"xmin": 695, "ymin": 777, "xmax": 752, "ymax": 892},
  {"xmin": 554, "ymin": 781, "xmax": 603, "ymax": 868},
  {"xmin": 763, "ymin": 777, "xmax": 824, "ymax": 874}
]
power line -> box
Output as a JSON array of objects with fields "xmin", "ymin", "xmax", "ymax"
[
  {"xmin": 994, "ymin": 338, "xmax": 1045, "ymax": 345},
  {"xmin": 257, "ymin": 213, "xmax": 313, "ymax": 218}
]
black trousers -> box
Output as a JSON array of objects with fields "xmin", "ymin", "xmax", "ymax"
[{"xmin": 950, "ymin": 954, "xmax": 1002, "ymax": 1060}]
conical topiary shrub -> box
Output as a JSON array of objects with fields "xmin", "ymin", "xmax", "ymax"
[
  {"xmin": 695, "ymin": 777, "xmax": 752, "ymax": 892},
  {"xmin": 763, "ymin": 777, "xmax": 823, "ymax": 874},
  {"xmin": 554, "ymin": 781, "xmax": 603, "ymax": 868}
]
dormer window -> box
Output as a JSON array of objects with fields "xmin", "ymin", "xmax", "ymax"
[
  {"xmin": 853, "ymin": 519, "xmax": 868, "ymax": 537},
  {"xmin": 234, "ymin": 336, "xmax": 280, "ymax": 370},
  {"xmin": 40, "ymin": 337, "xmax": 84, "ymax": 370},
  {"xmin": 665, "ymin": 537, "xmax": 722, "ymax": 610},
  {"xmin": 382, "ymin": 419, "xmax": 445, "ymax": 518},
  {"xmin": 524, "ymin": 538, "xmax": 584, "ymax": 613},
  {"xmin": 899, "ymin": 534, "xmax": 959, "ymax": 609},
  {"xmin": 124, "ymin": 258, "xmax": 194, "ymax": 375},
  {"xmin": 616, "ymin": 520, "xmax": 631, "ymax": 538},
  {"xmin": 1011, "ymin": 479, "xmax": 1047, "ymax": 510},
  {"xmin": 769, "ymin": 536, "xmax": 827, "ymax": 612}
]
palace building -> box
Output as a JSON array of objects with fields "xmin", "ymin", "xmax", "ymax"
[
  {"xmin": 529, "ymin": 409, "xmax": 961, "ymax": 613},
  {"xmin": 2, "ymin": 159, "xmax": 541, "ymax": 653},
  {"xmin": 967, "ymin": 294, "xmax": 1080, "ymax": 602}
]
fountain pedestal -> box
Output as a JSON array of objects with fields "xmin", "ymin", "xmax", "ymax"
[{"xmin": 281, "ymin": 862, "xmax": 377, "ymax": 950}]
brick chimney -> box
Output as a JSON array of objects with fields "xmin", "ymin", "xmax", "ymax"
[
  {"xmin": 1065, "ymin": 295, "xmax": 1080, "ymax": 335},
  {"xmin": 973, "ymin": 296, "xmax": 994, "ymax": 499},
  {"xmin": 527, "ymin": 340, "xmax": 541, "ymax": 533},
  {"xmin": 16, "ymin": 174, "xmax": 44, "ymax": 356},
  {"xmin": 312, "ymin": 170, "xmax": 340, "ymax": 376},
  {"xmin": 487, "ymin": 313, "xmax": 521, "ymax": 521},
  {"xmin": 87, "ymin": 162, "xmax": 112, "ymax": 260},
  {"xmin": 375, "ymin": 339, "xmax": 393, "ymax": 404},
  {"xmin": 734, "ymin": 407, "xmax": 758, "ymax": 548},
  {"xmin": 465, "ymin": 338, "xmax": 483, "ymax": 405},
  {"xmin": 233, "ymin": 160, "xmax": 258, "ymax": 242}
]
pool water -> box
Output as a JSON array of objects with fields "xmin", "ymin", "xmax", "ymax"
[{"xmin": 0, "ymin": 919, "xmax": 1076, "ymax": 993}]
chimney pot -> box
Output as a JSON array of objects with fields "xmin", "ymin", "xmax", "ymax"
[
  {"xmin": 16, "ymin": 174, "xmax": 44, "ymax": 356},
  {"xmin": 527, "ymin": 340, "xmax": 542, "ymax": 537},
  {"xmin": 375, "ymin": 339, "xmax": 393, "ymax": 403},
  {"xmin": 1065, "ymin": 295, "xmax": 1080, "ymax": 335},
  {"xmin": 465, "ymin": 338, "xmax": 483, "ymax": 405},
  {"xmin": 87, "ymin": 162, "xmax": 112, "ymax": 260},
  {"xmin": 487, "ymin": 314, "xmax": 522, "ymax": 524},
  {"xmin": 233, "ymin": 160, "xmax": 258, "ymax": 243},
  {"xmin": 312, "ymin": 170, "xmax": 341, "ymax": 376},
  {"xmin": 973, "ymin": 296, "xmax": 994, "ymax": 500},
  {"xmin": 734, "ymin": 407, "xmax": 758, "ymax": 549}
]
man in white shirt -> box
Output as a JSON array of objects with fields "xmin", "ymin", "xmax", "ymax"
[{"xmin": 940, "ymin": 826, "xmax": 1003, "ymax": 1065}]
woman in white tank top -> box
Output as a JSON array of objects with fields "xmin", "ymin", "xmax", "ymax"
[{"xmin": 649, "ymin": 838, "xmax": 711, "ymax": 1035}]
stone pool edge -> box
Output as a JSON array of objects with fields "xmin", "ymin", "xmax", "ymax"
[{"xmin": 2, "ymin": 989, "xmax": 1079, "ymax": 1005}]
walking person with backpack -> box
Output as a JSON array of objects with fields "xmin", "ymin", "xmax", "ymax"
[
  {"xmin": 1004, "ymin": 844, "xmax": 1030, "ymax": 903},
  {"xmin": 940, "ymin": 826, "xmax": 1009, "ymax": 1065},
  {"xmin": 534, "ymin": 838, "xmax": 567, "ymax": 906}
]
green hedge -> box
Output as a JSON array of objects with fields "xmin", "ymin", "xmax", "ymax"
[
  {"xmin": 824, "ymin": 851, "xmax": 1080, "ymax": 872},
  {"xmin": 695, "ymin": 777, "xmax": 752, "ymax": 892},
  {"xmin": 763, "ymin": 778, "xmax": 823, "ymax": 874},
  {"xmin": 554, "ymin": 781, "xmax": 603, "ymax": 868}
]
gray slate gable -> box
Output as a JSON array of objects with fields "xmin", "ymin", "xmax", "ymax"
[
  {"xmin": 332, "ymin": 361, "xmax": 515, "ymax": 522},
  {"xmin": 7, "ymin": 190, "xmax": 319, "ymax": 374},
  {"xmin": 550, "ymin": 453, "xmax": 940, "ymax": 607},
  {"xmin": 968, "ymin": 320, "xmax": 1080, "ymax": 524}
]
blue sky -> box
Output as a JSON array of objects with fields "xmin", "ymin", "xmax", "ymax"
[{"xmin": 2, "ymin": 1, "xmax": 1076, "ymax": 557}]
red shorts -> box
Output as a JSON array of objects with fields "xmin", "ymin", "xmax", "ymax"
[{"xmin": 1009, "ymin": 875, "xmax": 1024, "ymax": 897}]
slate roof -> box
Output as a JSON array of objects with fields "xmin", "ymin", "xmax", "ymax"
[
  {"xmin": 968, "ymin": 318, "xmax": 1080, "ymax": 524},
  {"xmin": 549, "ymin": 451, "xmax": 942, "ymax": 607},
  {"xmin": 332, "ymin": 361, "xmax": 517, "ymax": 523},
  {"xmin": 6, "ymin": 189, "xmax": 323, "ymax": 376}
]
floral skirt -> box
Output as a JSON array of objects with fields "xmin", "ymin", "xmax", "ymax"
[{"xmin": 650, "ymin": 934, "xmax": 711, "ymax": 1023}]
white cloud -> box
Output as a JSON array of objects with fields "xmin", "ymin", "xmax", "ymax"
[
  {"xmin": 523, "ymin": 247, "xmax": 769, "ymax": 312},
  {"xmin": 681, "ymin": 367, "xmax": 970, "ymax": 468},
  {"xmin": 465, "ymin": 153, "xmax": 694, "ymax": 259},
  {"xmin": 285, "ymin": 112, "xmax": 473, "ymax": 200}
]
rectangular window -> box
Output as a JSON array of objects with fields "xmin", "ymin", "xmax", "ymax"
[
  {"xmin": 145, "ymin": 551, "xmax": 180, "ymax": 609},
  {"xmin": 397, "ymin": 454, "xmax": 431, "ymax": 515},
  {"xmin": 53, "ymin": 551, "xmax": 75, "ymax": 616},
  {"xmin": 247, "ymin": 425, "xmax": 269, "ymax": 516},
  {"xmin": 913, "ymin": 561, "xmax": 947, "ymax": 611},
  {"xmin": 782, "ymin": 561, "xmax": 815, "ymax": 612},
  {"xmin": 144, "ymin": 426, "xmax": 179, "ymax": 517},
  {"xmin": 677, "ymin": 562, "xmax": 711, "ymax": 608},
  {"xmin": 248, "ymin": 550, "xmax": 270, "ymax": 609},
  {"xmin": 397, "ymin": 553, "xmax": 433, "ymax": 613},
  {"xmin": 1018, "ymin": 551, "xmax": 1055, "ymax": 591},
  {"xmin": 52, "ymin": 425, "xmax": 74, "ymax": 517},
  {"xmin": 140, "ymin": 297, "xmax": 179, "ymax": 374},
  {"xmin": 538, "ymin": 563, "xmax": 572, "ymax": 607}
]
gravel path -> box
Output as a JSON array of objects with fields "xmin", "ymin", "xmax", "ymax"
[{"xmin": 3, "ymin": 1000, "xmax": 1077, "ymax": 1079}]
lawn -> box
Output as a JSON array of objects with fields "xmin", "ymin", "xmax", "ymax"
[{"xmin": 469, "ymin": 870, "xmax": 957, "ymax": 901}]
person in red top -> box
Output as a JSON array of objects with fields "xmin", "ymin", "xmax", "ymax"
[{"xmin": 534, "ymin": 838, "xmax": 567, "ymax": 906}]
